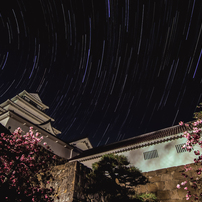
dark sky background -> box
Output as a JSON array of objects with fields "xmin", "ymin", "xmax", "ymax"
[{"xmin": 0, "ymin": 0, "xmax": 202, "ymax": 147}]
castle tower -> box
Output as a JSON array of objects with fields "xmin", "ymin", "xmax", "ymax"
[{"xmin": 0, "ymin": 90, "xmax": 77, "ymax": 159}]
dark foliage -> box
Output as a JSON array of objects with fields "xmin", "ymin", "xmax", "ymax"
[{"xmin": 83, "ymin": 153, "xmax": 148, "ymax": 201}]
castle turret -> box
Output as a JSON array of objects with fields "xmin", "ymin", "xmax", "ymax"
[{"xmin": 0, "ymin": 90, "xmax": 76, "ymax": 159}]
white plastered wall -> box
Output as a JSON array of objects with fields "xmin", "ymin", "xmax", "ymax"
[
  {"xmin": 78, "ymin": 136, "xmax": 201, "ymax": 172},
  {"xmin": 1, "ymin": 117, "xmax": 72, "ymax": 159}
]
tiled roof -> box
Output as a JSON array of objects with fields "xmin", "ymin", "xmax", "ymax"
[
  {"xmin": 70, "ymin": 124, "xmax": 189, "ymax": 161},
  {"xmin": 30, "ymin": 93, "xmax": 42, "ymax": 103}
]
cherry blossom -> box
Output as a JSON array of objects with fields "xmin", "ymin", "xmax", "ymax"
[
  {"xmin": 179, "ymin": 121, "xmax": 184, "ymax": 126},
  {"xmin": 177, "ymin": 118, "xmax": 202, "ymax": 201},
  {"xmin": 177, "ymin": 184, "xmax": 181, "ymax": 189},
  {"xmin": 0, "ymin": 127, "xmax": 61, "ymax": 201}
]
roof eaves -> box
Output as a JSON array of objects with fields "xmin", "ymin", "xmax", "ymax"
[{"xmin": 69, "ymin": 124, "xmax": 188, "ymax": 161}]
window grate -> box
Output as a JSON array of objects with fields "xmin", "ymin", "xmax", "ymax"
[
  {"xmin": 143, "ymin": 150, "xmax": 159, "ymax": 160},
  {"xmin": 175, "ymin": 143, "xmax": 188, "ymax": 153}
]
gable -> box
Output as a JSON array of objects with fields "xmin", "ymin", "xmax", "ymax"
[
  {"xmin": 69, "ymin": 137, "xmax": 93, "ymax": 151},
  {"xmin": 30, "ymin": 93, "xmax": 42, "ymax": 103}
]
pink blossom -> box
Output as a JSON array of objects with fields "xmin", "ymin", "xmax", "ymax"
[
  {"xmin": 179, "ymin": 121, "xmax": 184, "ymax": 126},
  {"xmin": 0, "ymin": 127, "xmax": 55, "ymax": 201},
  {"xmin": 184, "ymin": 187, "xmax": 188, "ymax": 190},
  {"xmin": 186, "ymin": 146, "xmax": 192, "ymax": 152},
  {"xmin": 177, "ymin": 184, "xmax": 181, "ymax": 189},
  {"xmin": 20, "ymin": 154, "xmax": 25, "ymax": 161},
  {"xmin": 181, "ymin": 181, "xmax": 187, "ymax": 185},
  {"xmin": 184, "ymin": 165, "xmax": 192, "ymax": 172},
  {"xmin": 182, "ymin": 145, "xmax": 186, "ymax": 149},
  {"xmin": 194, "ymin": 150, "xmax": 200, "ymax": 155}
]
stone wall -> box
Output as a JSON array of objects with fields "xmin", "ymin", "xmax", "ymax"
[
  {"xmin": 44, "ymin": 161, "xmax": 201, "ymax": 202},
  {"xmin": 73, "ymin": 161, "xmax": 103, "ymax": 202},
  {"xmin": 45, "ymin": 161, "xmax": 77, "ymax": 202},
  {"xmin": 45, "ymin": 161, "xmax": 103, "ymax": 202},
  {"xmin": 134, "ymin": 163, "xmax": 201, "ymax": 202}
]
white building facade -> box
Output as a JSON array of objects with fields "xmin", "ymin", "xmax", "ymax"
[{"xmin": 69, "ymin": 125, "xmax": 200, "ymax": 172}]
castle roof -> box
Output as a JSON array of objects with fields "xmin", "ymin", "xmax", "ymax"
[
  {"xmin": 30, "ymin": 93, "xmax": 42, "ymax": 103},
  {"xmin": 18, "ymin": 90, "xmax": 49, "ymax": 111},
  {"xmin": 69, "ymin": 123, "xmax": 189, "ymax": 162}
]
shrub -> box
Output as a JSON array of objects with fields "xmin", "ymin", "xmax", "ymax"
[{"xmin": 134, "ymin": 193, "xmax": 158, "ymax": 202}]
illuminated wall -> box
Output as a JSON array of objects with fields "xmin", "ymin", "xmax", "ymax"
[{"xmin": 73, "ymin": 134, "xmax": 200, "ymax": 172}]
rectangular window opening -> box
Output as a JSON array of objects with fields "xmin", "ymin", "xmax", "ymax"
[
  {"xmin": 175, "ymin": 143, "xmax": 188, "ymax": 153},
  {"xmin": 143, "ymin": 150, "xmax": 159, "ymax": 160}
]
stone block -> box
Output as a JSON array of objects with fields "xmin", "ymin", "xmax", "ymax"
[
  {"xmin": 156, "ymin": 181, "xmax": 165, "ymax": 190},
  {"xmin": 148, "ymin": 175, "xmax": 161, "ymax": 182},
  {"xmin": 190, "ymin": 163, "xmax": 200, "ymax": 170},
  {"xmin": 156, "ymin": 190, "xmax": 171, "ymax": 200},
  {"xmin": 164, "ymin": 180, "xmax": 179, "ymax": 190},
  {"xmin": 170, "ymin": 189, "xmax": 180, "ymax": 200},
  {"xmin": 175, "ymin": 165, "xmax": 186, "ymax": 173},
  {"xmin": 137, "ymin": 184, "xmax": 147, "ymax": 194},
  {"xmin": 171, "ymin": 171, "xmax": 175, "ymax": 176},
  {"xmin": 176, "ymin": 188, "xmax": 187, "ymax": 199},
  {"xmin": 188, "ymin": 170, "xmax": 197, "ymax": 178},
  {"xmin": 161, "ymin": 174, "xmax": 173, "ymax": 181},
  {"xmin": 146, "ymin": 183, "xmax": 158, "ymax": 193},
  {"xmin": 142, "ymin": 172, "xmax": 149, "ymax": 177},
  {"xmin": 147, "ymin": 170, "xmax": 158, "ymax": 177},
  {"xmin": 171, "ymin": 171, "xmax": 185, "ymax": 180},
  {"xmin": 155, "ymin": 168, "xmax": 168, "ymax": 175},
  {"xmin": 167, "ymin": 166, "xmax": 178, "ymax": 172}
]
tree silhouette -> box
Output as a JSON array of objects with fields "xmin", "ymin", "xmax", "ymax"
[{"xmin": 84, "ymin": 153, "xmax": 148, "ymax": 201}]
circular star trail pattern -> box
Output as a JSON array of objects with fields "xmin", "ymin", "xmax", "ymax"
[{"xmin": 0, "ymin": 0, "xmax": 202, "ymax": 147}]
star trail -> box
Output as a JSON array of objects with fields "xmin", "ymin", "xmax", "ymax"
[{"xmin": 0, "ymin": 0, "xmax": 202, "ymax": 147}]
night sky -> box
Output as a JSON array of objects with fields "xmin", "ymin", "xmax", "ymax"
[{"xmin": 0, "ymin": 0, "xmax": 202, "ymax": 147}]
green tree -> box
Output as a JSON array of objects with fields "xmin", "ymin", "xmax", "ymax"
[{"xmin": 84, "ymin": 153, "xmax": 148, "ymax": 201}]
